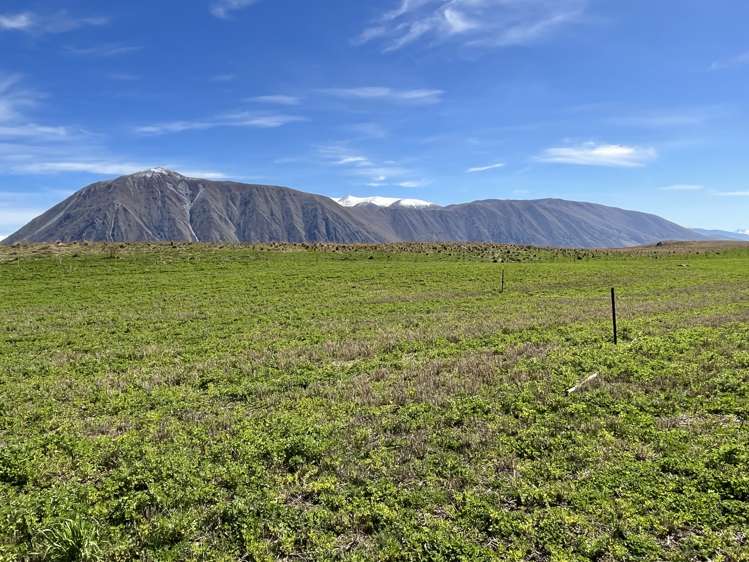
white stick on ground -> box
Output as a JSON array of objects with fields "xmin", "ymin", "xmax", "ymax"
[{"xmin": 567, "ymin": 373, "xmax": 599, "ymax": 395}]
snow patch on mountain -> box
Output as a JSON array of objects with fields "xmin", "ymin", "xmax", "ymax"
[
  {"xmin": 132, "ymin": 168, "xmax": 183, "ymax": 179},
  {"xmin": 331, "ymin": 195, "xmax": 437, "ymax": 208}
]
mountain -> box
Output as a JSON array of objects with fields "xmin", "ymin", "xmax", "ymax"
[
  {"xmin": 691, "ymin": 228, "xmax": 749, "ymax": 242},
  {"xmin": 3, "ymin": 169, "xmax": 705, "ymax": 248}
]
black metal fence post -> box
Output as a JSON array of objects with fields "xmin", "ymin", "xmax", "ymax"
[{"xmin": 611, "ymin": 287, "xmax": 618, "ymax": 345}]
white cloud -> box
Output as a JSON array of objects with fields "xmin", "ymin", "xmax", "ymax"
[
  {"xmin": 658, "ymin": 184, "xmax": 704, "ymax": 192},
  {"xmin": 0, "ymin": 234, "xmax": 6, "ymax": 241},
  {"xmin": 65, "ymin": 44, "xmax": 142, "ymax": 57},
  {"xmin": 0, "ymin": 124, "xmax": 71, "ymax": 140},
  {"xmin": 467, "ymin": 162, "xmax": 505, "ymax": 173},
  {"xmin": 180, "ymin": 170, "xmax": 230, "ymax": 180},
  {"xmin": 443, "ymin": 7, "xmax": 479, "ymax": 33},
  {"xmin": 223, "ymin": 112, "xmax": 306, "ymax": 128},
  {"xmin": 320, "ymin": 87, "xmax": 443, "ymax": 104},
  {"xmin": 11, "ymin": 161, "xmax": 229, "ymax": 179},
  {"xmin": 0, "ymin": 13, "xmax": 33, "ymax": 30},
  {"xmin": 334, "ymin": 156, "xmax": 371, "ymax": 166},
  {"xmin": 397, "ymin": 180, "xmax": 430, "ymax": 188},
  {"xmin": 0, "ymin": 76, "xmax": 229, "ymax": 182},
  {"xmin": 135, "ymin": 112, "xmax": 305, "ymax": 135},
  {"xmin": 0, "ymin": 74, "xmax": 37, "ymax": 122},
  {"xmin": 357, "ymin": 0, "xmax": 587, "ymax": 52},
  {"xmin": 0, "ymin": 11, "xmax": 108, "ymax": 34},
  {"xmin": 248, "ymin": 95, "xmax": 301, "ymax": 106},
  {"xmin": 0, "ymin": 76, "xmax": 79, "ymax": 144},
  {"xmin": 715, "ymin": 191, "xmax": 749, "ymax": 197},
  {"xmin": 319, "ymin": 145, "xmax": 425, "ymax": 185},
  {"xmin": 537, "ymin": 142, "xmax": 657, "ymax": 168},
  {"xmin": 135, "ymin": 121, "xmax": 212, "ymax": 135},
  {"xmin": 13, "ymin": 162, "xmax": 153, "ymax": 175},
  {"xmin": 711, "ymin": 51, "xmax": 749, "ymax": 71},
  {"xmin": 211, "ymin": 0, "xmax": 258, "ymax": 18}
]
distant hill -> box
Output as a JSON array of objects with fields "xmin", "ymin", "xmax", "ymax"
[
  {"xmin": 691, "ymin": 228, "xmax": 749, "ymax": 242},
  {"xmin": 4, "ymin": 168, "xmax": 705, "ymax": 248}
]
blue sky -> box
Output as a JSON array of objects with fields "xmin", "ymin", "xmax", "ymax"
[{"xmin": 1, "ymin": 0, "xmax": 748, "ymax": 237}]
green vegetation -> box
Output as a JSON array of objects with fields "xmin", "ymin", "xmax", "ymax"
[{"xmin": 1, "ymin": 242, "xmax": 747, "ymax": 561}]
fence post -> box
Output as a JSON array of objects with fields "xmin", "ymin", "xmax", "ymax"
[
  {"xmin": 611, "ymin": 287, "xmax": 618, "ymax": 345},
  {"xmin": 501, "ymin": 268, "xmax": 505, "ymax": 293}
]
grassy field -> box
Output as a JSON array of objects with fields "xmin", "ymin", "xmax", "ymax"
[{"xmin": 1, "ymin": 242, "xmax": 747, "ymax": 561}]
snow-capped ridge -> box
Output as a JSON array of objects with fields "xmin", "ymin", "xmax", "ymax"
[
  {"xmin": 131, "ymin": 168, "xmax": 183, "ymax": 179},
  {"xmin": 331, "ymin": 195, "xmax": 437, "ymax": 208}
]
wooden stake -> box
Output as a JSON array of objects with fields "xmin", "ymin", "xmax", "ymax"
[{"xmin": 501, "ymin": 268, "xmax": 505, "ymax": 293}]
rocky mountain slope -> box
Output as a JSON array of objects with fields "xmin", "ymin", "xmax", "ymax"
[{"xmin": 4, "ymin": 169, "xmax": 704, "ymax": 248}]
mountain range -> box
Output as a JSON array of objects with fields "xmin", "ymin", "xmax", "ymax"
[
  {"xmin": 691, "ymin": 228, "xmax": 749, "ymax": 242},
  {"xmin": 1, "ymin": 168, "xmax": 718, "ymax": 248}
]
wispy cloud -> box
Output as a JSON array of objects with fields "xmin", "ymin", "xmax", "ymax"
[
  {"xmin": 711, "ymin": 51, "xmax": 749, "ymax": 71},
  {"xmin": 658, "ymin": 184, "xmax": 704, "ymax": 192},
  {"xmin": 397, "ymin": 179, "xmax": 430, "ymax": 188},
  {"xmin": 537, "ymin": 142, "xmax": 657, "ymax": 168},
  {"xmin": 0, "ymin": 124, "xmax": 71, "ymax": 140},
  {"xmin": 12, "ymin": 161, "xmax": 153, "ymax": 175},
  {"xmin": 345, "ymin": 122, "xmax": 389, "ymax": 139},
  {"xmin": 319, "ymin": 144, "xmax": 426, "ymax": 186},
  {"xmin": 211, "ymin": 0, "xmax": 258, "ymax": 19},
  {"xmin": 0, "ymin": 11, "xmax": 108, "ymax": 34},
  {"xmin": 715, "ymin": 191, "xmax": 749, "ymax": 197},
  {"xmin": 0, "ymin": 76, "xmax": 89, "ymax": 172},
  {"xmin": 467, "ymin": 162, "xmax": 505, "ymax": 173},
  {"xmin": 11, "ymin": 161, "xmax": 229, "ymax": 179},
  {"xmin": 135, "ymin": 111, "xmax": 305, "ymax": 135},
  {"xmin": 320, "ymin": 87, "xmax": 444, "ymax": 104},
  {"xmin": 0, "ymin": 76, "xmax": 228, "ymax": 181},
  {"xmin": 609, "ymin": 106, "xmax": 727, "ymax": 128},
  {"xmin": 357, "ymin": 0, "xmax": 587, "ymax": 52},
  {"xmin": 0, "ymin": 13, "xmax": 33, "ymax": 31},
  {"xmin": 211, "ymin": 74, "xmax": 236, "ymax": 82},
  {"xmin": 65, "ymin": 44, "xmax": 142, "ymax": 57},
  {"xmin": 247, "ymin": 95, "xmax": 302, "ymax": 106},
  {"xmin": 0, "ymin": 74, "xmax": 37, "ymax": 122}
]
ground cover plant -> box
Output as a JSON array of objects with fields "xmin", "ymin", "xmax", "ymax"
[{"xmin": 0, "ymin": 242, "xmax": 747, "ymax": 561}]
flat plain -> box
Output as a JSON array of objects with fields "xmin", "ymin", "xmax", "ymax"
[{"xmin": 1, "ymin": 242, "xmax": 747, "ymax": 561}]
